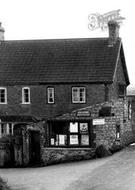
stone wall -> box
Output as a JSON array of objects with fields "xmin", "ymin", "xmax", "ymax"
[
  {"xmin": 41, "ymin": 148, "xmax": 95, "ymax": 166},
  {"xmin": 40, "ymin": 98, "xmax": 134, "ymax": 165}
]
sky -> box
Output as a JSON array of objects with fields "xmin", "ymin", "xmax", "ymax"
[{"xmin": 0, "ymin": 0, "xmax": 134, "ymax": 89}]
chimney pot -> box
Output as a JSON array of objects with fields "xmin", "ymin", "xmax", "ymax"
[
  {"xmin": 0, "ymin": 22, "xmax": 5, "ymax": 41},
  {"xmin": 108, "ymin": 20, "xmax": 119, "ymax": 46}
]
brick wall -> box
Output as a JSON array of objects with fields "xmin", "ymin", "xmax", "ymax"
[{"xmin": 0, "ymin": 84, "xmax": 105, "ymax": 118}]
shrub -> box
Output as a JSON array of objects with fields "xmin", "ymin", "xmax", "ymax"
[
  {"xmin": 0, "ymin": 177, "xmax": 11, "ymax": 190},
  {"xmin": 95, "ymin": 145, "xmax": 112, "ymax": 158},
  {"xmin": 110, "ymin": 144, "xmax": 124, "ymax": 154}
]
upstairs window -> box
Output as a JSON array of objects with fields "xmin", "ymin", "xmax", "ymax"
[
  {"xmin": 22, "ymin": 87, "xmax": 30, "ymax": 104},
  {"xmin": 72, "ymin": 87, "xmax": 86, "ymax": 103},
  {"xmin": 0, "ymin": 88, "xmax": 7, "ymax": 104},
  {"xmin": 47, "ymin": 87, "xmax": 54, "ymax": 104},
  {"xmin": 118, "ymin": 84, "xmax": 126, "ymax": 97}
]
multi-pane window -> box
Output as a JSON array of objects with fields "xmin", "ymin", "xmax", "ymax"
[
  {"xmin": 49, "ymin": 121, "xmax": 90, "ymax": 147},
  {"xmin": 72, "ymin": 87, "xmax": 86, "ymax": 103},
  {"xmin": 0, "ymin": 88, "xmax": 7, "ymax": 104},
  {"xmin": 22, "ymin": 87, "xmax": 30, "ymax": 104},
  {"xmin": 47, "ymin": 87, "xmax": 54, "ymax": 104}
]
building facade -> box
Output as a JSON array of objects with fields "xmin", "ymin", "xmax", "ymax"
[{"xmin": 0, "ymin": 21, "xmax": 134, "ymax": 166}]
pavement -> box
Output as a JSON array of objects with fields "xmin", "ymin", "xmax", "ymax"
[{"xmin": 0, "ymin": 145, "xmax": 135, "ymax": 190}]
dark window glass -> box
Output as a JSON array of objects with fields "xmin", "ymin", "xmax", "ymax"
[
  {"xmin": 99, "ymin": 106, "xmax": 112, "ymax": 117},
  {"xmin": 0, "ymin": 89, "xmax": 6, "ymax": 103},
  {"xmin": 9, "ymin": 123, "xmax": 12, "ymax": 134},
  {"xmin": 118, "ymin": 85, "xmax": 126, "ymax": 97}
]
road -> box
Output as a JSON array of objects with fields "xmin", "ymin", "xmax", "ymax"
[{"xmin": 0, "ymin": 145, "xmax": 135, "ymax": 190}]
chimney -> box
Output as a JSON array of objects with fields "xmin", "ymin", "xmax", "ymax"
[
  {"xmin": 0, "ymin": 22, "xmax": 5, "ymax": 41},
  {"xmin": 108, "ymin": 20, "xmax": 120, "ymax": 46}
]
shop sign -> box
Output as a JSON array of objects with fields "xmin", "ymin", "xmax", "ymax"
[
  {"xmin": 76, "ymin": 110, "xmax": 91, "ymax": 117},
  {"xmin": 93, "ymin": 118, "xmax": 105, "ymax": 125}
]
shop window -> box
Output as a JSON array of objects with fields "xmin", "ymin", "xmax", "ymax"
[
  {"xmin": 49, "ymin": 121, "xmax": 90, "ymax": 147},
  {"xmin": 50, "ymin": 122, "xmax": 68, "ymax": 146},
  {"xmin": 70, "ymin": 135, "xmax": 79, "ymax": 145},
  {"xmin": 0, "ymin": 88, "xmax": 7, "ymax": 104},
  {"xmin": 99, "ymin": 106, "xmax": 111, "ymax": 117},
  {"xmin": 81, "ymin": 135, "xmax": 89, "ymax": 145},
  {"xmin": 72, "ymin": 87, "xmax": 86, "ymax": 103},
  {"xmin": 116, "ymin": 125, "xmax": 120, "ymax": 139},
  {"xmin": 118, "ymin": 85, "xmax": 126, "ymax": 97},
  {"xmin": 70, "ymin": 122, "xmax": 78, "ymax": 133},
  {"xmin": 47, "ymin": 87, "xmax": 54, "ymax": 104}
]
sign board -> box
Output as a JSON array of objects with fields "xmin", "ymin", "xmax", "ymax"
[
  {"xmin": 77, "ymin": 110, "xmax": 91, "ymax": 117},
  {"xmin": 93, "ymin": 118, "xmax": 105, "ymax": 125}
]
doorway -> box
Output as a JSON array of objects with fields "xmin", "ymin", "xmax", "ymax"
[{"xmin": 29, "ymin": 130, "xmax": 40, "ymax": 165}]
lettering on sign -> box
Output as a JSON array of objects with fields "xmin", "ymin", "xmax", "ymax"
[
  {"xmin": 93, "ymin": 118, "xmax": 105, "ymax": 125},
  {"xmin": 76, "ymin": 110, "xmax": 91, "ymax": 117}
]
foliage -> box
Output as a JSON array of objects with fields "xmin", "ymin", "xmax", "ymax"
[
  {"xmin": 95, "ymin": 145, "xmax": 112, "ymax": 158},
  {"xmin": 0, "ymin": 177, "xmax": 11, "ymax": 190}
]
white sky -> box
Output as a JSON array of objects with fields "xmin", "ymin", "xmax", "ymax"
[{"xmin": 0, "ymin": 0, "xmax": 134, "ymax": 88}]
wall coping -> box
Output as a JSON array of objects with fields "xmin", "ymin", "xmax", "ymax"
[{"xmin": 44, "ymin": 147, "xmax": 93, "ymax": 150}]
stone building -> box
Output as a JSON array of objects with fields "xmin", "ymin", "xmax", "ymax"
[{"xmin": 0, "ymin": 21, "xmax": 134, "ymax": 166}]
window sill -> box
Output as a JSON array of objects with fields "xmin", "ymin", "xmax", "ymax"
[
  {"xmin": 116, "ymin": 138, "xmax": 121, "ymax": 141},
  {"xmin": 72, "ymin": 102, "xmax": 86, "ymax": 104},
  {"xmin": 21, "ymin": 102, "xmax": 31, "ymax": 105}
]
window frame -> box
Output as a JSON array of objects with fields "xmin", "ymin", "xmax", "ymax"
[
  {"xmin": 116, "ymin": 124, "xmax": 120, "ymax": 140},
  {"xmin": 22, "ymin": 87, "xmax": 31, "ymax": 104},
  {"xmin": 47, "ymin": 87, "xmax": 55, "ymax": 104},
  {"xmin": 49, "ymin": 121, "xmax": 91, "ymax": 147},
  {"xmin": 0, "ymin": 87, "xmax": 7, "ymax": 104},
  {"xmin": 118, "ymin": 84, "xmax": 126, "ymax": 98},
  {"xmin": 72, "ymin": 87, "xmax": 86, "ymax": 103}
]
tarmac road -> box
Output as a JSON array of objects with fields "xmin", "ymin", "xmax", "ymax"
[{"xmin": 0, "ymin": 145, "xmax": 135, "ymax": 190}]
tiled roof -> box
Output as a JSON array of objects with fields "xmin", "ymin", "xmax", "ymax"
[{"xmin": 0, "ymin": 38, "xmax": 128, "ymax": 84}]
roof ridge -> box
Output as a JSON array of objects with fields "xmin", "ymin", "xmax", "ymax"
[{"xmin": 1, "ymin": 37, "xmax": 121, "ymax": 43}]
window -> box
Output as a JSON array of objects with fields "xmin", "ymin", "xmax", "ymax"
[
  {"xmin": 0, "ymin": 88, "xmax": 7, "ymax": 104},
  {"xmin": 22, "ymin": 87, "xmax": 30, "ymax": 104},
  {"xmin": 47, "ymin": 87, "xmax": 54, "ymax": 104},
  {"xmin": 116, "ymin": 125, "xmax": 120, "ymax": 139},
  {"xmin": 8, "ymin": 123, "xmax": 13, "ymax": 135},
  {"xmin": 128, "ymin": 101, "xmax": 132, "ymax": 120},
  {"xmin": 72, "ymin": 87, "xmax": 86, "ymax": 103},
  {"xmin": 118, "ymin": 84, "xmax": 126, "ymax": 97},
  {"xmin": 1, "ymin": 123, "xmax": 7, "ymax": 137},
  {"xmin": 49, "ymin": 121, "xmax": 90, "ymax": 147},
  {"xmin": 99, "ymin": 106, "xmax": 112, "ymax": 117}
]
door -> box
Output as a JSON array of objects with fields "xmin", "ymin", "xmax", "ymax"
[{"xmin": 29, "ymin": 130, "xmax": 40, "ymax": 165}]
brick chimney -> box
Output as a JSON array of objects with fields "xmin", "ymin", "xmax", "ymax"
[
  {"xmin": 0, "ymin": 23, "xmax": 5, "ymax": 41},
  {"xmin": 108, "ymin": 20, "xmax": 119, "ymax": 46}
]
